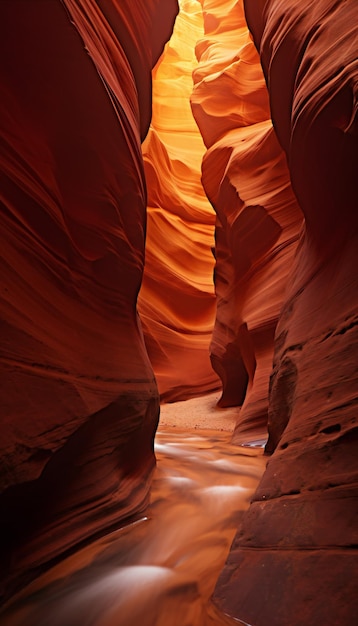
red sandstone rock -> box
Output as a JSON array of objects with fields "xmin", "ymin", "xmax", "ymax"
[
  {"xmin": 0, "ymin": 0, "xmax": 177, "ymax": 601},
  {"xmin": 138, "ymin": 3, "xmax": 220, "ymax": 401},
  {"xmin": 2, "ymin": 1, "xmax": 357, "ymax": 622},
  {"xmin": 191, "ymin": 0, "xmax": 303, "ymax": 440},
  {"xmin": 214, "ymin": 1, "xmax": 358, "ymax": 624}
]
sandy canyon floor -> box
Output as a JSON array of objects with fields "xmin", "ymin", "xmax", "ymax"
[{"xmin": 159, "ymin": 392, "xmax": 239, "ymax": 432}]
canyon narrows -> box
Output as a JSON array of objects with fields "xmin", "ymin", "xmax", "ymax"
[{"xmin": 1, "ymin": 0, "xmax": 357, "ymax": 625}]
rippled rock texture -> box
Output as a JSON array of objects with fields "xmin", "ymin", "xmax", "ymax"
[
  {"xmin": 0, "ymin": 0, "xmax": 177, "ymax": 601},
  {"xmin": 191, "ymin": 0, "xmax": 303, "ymax": 440},
  {"xmin": 214, "ymin": 1, "xmax": 358, "ymax": 624},
  {"xmin": 138, "ymin": 0, "xmax": 220, "ymax": 401}
]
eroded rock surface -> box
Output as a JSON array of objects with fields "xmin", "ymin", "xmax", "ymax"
[
  {"xmin": 191, "ymin": 0, "xmax": 303, "ymax": 440},
  {"xmin": 214, "ymin": 1, "xmax": 358, "ymax": 624},
  {"xmin": 139, "ymin": 0, "xmax": 220, "ymax": 401},
  {"xmin": 0, "ymin": 0, "xmax": 177, "ymax": 601}
]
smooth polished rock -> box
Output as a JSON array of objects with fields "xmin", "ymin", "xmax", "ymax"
[
  {"xmin": 139, "ymin": 0, "xmax": 220, "ymax": 401},
  {"xmin": 214, "ymin": 1, "xmax": 358, "ymax": 624},
  {"xmin": 0, "ymin": 0, "xmax": 177, "ymax": 601},
  {"xmin": 191, "ymin": 0, "xmax": 303, "ymax": 438}
]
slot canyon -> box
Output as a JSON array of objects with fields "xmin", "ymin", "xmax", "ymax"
[{"xmin": 0, "ymin": 0, "xmax": 357, "ymax": 625}]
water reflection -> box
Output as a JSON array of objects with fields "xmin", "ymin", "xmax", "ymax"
[{"xmin": 0, "ymin": 427, "xmax": 265, "ymax": 626}]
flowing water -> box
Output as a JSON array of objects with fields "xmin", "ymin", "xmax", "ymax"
[{"xmin": 0, "ymin": 427, "xmax": 266, "ymax": 626}]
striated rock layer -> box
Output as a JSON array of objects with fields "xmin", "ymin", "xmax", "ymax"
[
  {"xmin": 139, "ymin": 0, "xmax": 220, "ymax": 402},
  {"xmin": 191, "ymin": 0, "xmax": 303, "ymax": 440},
  {"xmin": 0, "ymin": 0, "xmax": 177, "ymax": 601},
  {"xmin": 214, "ymin": 1, "xmax": 358, "ymax": 624}
]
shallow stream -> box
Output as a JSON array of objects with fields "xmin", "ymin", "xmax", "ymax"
[{"xmin": 1, "ymin": 427, "xmax": 266, "ymax": 626}]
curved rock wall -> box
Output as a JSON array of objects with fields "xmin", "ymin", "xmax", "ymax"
[
  {"xmin": 214, "ymin": 1, "xmax": 358, "ymax": 624},
  {"xmin": 1, "ymin": 0, "xmax": 357, "ymax": 620},
  {"xmin": 139, "ymin": 0, "xmax": 220, "ymax": 402},
  {"xmin": 0, "ymin": 0, "xmax": 177, "ymax": 600},
  {"xmin": 191, "ymin": 0, "xmax": 303, "ymax": 440}
]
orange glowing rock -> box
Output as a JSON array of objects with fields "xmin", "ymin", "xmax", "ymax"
[
  {"xmin": 0, "ymin": 0, "xmax": 177, "ymax": 600},
  {"xmin": 139, "ymin": 1, "xmax": 220, "ymax": 401},
  {"xmin": 191, "ymin": 0, "xmax": 303, "ymax": 439}
]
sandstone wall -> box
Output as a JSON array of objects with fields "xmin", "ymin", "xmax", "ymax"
[
  {"xmin": 0, "ymin": 0, "xmax": 177, "ymax": 600},
  {"xmin": 214, "ymin": 1, "xmax": 358, "ymax": 623},
  {"xmin": 139, "ymin": 0, "xmax": 220, "ymax": 401},
  {"xmin": 191, "ymin": 0, "xmax": 303, "ymax": 440}
]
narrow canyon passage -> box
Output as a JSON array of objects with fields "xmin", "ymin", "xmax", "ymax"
[
  {"xmin": 1, "ymin": 0, "xmax": 357, "ymax": 624},
  {"xmin": 0, "ymin": 412, "xmax": 266, "ymax": 626}
]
